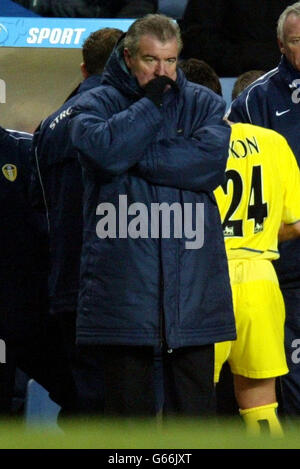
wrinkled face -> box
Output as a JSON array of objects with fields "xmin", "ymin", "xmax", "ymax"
[
  {"xmin": 278, "ymin": 13, "xmax": 300, "ymax": 72},
  {"xmin": 124, "ymin": 34, "xmax": 178, "ymax": 87}
]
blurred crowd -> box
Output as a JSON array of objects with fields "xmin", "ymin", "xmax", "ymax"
[
  {"xmin": 13, "ymin": 0, "xmax": 158, "ymax": 18},
  {"xmin": 13, "ymin": 0, "xmax": 294, "ymax": 76}
]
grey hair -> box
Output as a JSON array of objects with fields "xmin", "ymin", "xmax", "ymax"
[
  {"xmin": 277, "ymin": 2, "xmax": 300, "ymax": 42},
  {"xmin": 124, "ymin": 14, "xmax": 182, "ymax": 56}
]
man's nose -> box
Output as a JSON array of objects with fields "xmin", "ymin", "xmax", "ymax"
[{"xmin": 155, "ymin": 61, "xmax": 166, "ymax": 76}]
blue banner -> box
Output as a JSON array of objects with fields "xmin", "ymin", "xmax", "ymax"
[{"xmin": 0, "ymin": 17, "xmax": 134, "ymax": 48}]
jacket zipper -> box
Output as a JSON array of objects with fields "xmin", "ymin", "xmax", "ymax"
[
  {"xmin": 159, "ymin": 276, "xmax": 173, "ymax": 354},
  {"xmin": 159, "ymin": 276, "xmax": 164, "ymax": 350}
]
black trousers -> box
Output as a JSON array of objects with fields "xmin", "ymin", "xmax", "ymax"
[
  {"xmin": 0, "ymin": 310, "xmax": 105, "ymax": 417},
  {"xmin": 84, "ymin": 343, "xmax": 216, "ymax": 418},
  {"xmin": 0, "ymin": 315, "xmax": 79, "ymax": 414},
  {"xmin": 57, "ymin": 312, "xmax": 104, "ymax": 415}
]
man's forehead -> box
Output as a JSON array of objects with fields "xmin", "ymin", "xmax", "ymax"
[
  {"xmin": 137, "ymin": 34, "xmax": 178, "ymax": 55},
  {"xmin": 284, "ymin": 13, "xmax": 300, "ymax": 36}
]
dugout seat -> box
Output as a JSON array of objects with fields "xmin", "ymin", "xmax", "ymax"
[{"xmin": 25, "ymin": 379, "xmax": 61, "ymax": 428}]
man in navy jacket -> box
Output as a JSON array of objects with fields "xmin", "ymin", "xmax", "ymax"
[
  {"xmin": 0, "ymin": 127, "xmax": 53, "ymax": 413},
  {"xmin": 227, "ymin": 2, "xmax": 300, "ymax": 417},
  {"xmin": 69, "ymin": 14, "xmax": 235, "ymax": 418},
  {"xmin": 0, "ymin": 128, "xmax": 36, "ymax": 412},
  {"xmin": 0, "ymin": 125, "xmax": 86, "ymax": 416}
]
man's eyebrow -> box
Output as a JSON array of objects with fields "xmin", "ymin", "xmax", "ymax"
[{"xmin": 142, "ymin": 54, "xmax": 177, "ymax": 59}]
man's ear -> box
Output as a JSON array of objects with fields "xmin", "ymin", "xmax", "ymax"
[
  {"xmin": 278, "ymin": 37, "xmax": 285, "ymax": 55},
  {"xmin": 81, "ymin": 62, "xmax": 89, "ymax": 79},
  {"xmin": 123, "ymin": 48, "xmax": 131, "ymax": 69}
]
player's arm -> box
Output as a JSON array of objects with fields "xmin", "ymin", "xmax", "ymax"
[{"xmin": 278, "ymin": 221, "xmax": 300, "ymax": 243}]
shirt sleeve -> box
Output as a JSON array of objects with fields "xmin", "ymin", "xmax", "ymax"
[
  {"xmin": 69, "ymin": 89, "xmax": 163, "ymax": 177},
  {"xmin": 135, "ymin": 93, "xmax": 231, "ymax": 192}
]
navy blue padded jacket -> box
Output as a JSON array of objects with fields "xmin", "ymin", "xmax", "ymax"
[
  {"xmin": 69, "ymin": 42, "xmax": 236, "ymax": 348},
  {"xmin": 0, "ymin": 127, "xmax": 48, "ymax": 339},
  {"xmin": 32, "ymin": 74, "xmax": 101, "ymax": 314}
]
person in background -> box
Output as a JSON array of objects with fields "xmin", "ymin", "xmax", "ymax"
[
  {"xmin": 180, "ymin": 56, "xmax": 300, "ymax": 437},
  {"xmin": 0, "ymin": 127, "xmax": 38, "ymax": 414},
  {"xmin": 179, "ymin": 0, "xmax": 292, "ymax": 77},
  {"xmin": 227, "ymin": 1, "xmax": 300, "ymax": 421},
  {"xmin": 214, "ymin": 124, "xmax": 300, "ymax": 437},
  {"xmin": 68, "ymin": 14, "xmax": 235, "ymax": 418},
  {"xmin": 13, "ymin": 0, "xmax": 157, "ymax": 18},
  {"xmin": 31, "ymin": 27, "xmax": 123, "ymax": 416},
  {"xmin": 179, "ymin": 58, "xmax": 222, "ymax": 96},
  {"xmin": 231, "ymin": 70, "xmax": 265, "ymax": 100},
  {"xmin": 114, "ymin": 0, "xmax": 157, "ymax": 18},
  {"xmin": 0, "ymin": 126, "xmax": 75, "ymax": 415}
]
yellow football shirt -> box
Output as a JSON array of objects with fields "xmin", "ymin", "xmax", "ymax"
[{"xmin": 214, "ymin": 123, "xmax": 300, "ymax": 260}]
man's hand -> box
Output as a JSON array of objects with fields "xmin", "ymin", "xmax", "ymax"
[{"xmin": 144, "ymin": 76, "xmax": 179, "ymax": 108}]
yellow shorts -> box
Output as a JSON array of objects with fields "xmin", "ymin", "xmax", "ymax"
[{"xmin": 214, "ymin": 259, "xmax": 288, "ymax": 382}]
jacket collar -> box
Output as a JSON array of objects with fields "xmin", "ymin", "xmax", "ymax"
[
  {"xmin": 78, "ymin": 74, "xmax": 102, "ymax": 94},
  {"xmin": 278, "ymin": 55, "xmax": 300, "ymax": 90}
]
